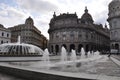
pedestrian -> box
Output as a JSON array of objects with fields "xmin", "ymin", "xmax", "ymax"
[{"xmin": 108, "ymin": 52, "xmax": 111, "ymax": 57}]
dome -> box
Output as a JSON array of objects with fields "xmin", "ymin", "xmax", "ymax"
[
  {"xmin": 81, "ymin": 7, "xmax": 94, "ymax": 24},
  {"xmin": 109, "ymin": 0, "xmax": 120, "ymax": 8},
  {"xmin": 25, "ymin": 16, "xmax": 34, "ymax": 25},
  {"xmin": 108, "ymin": 0, "xmax": 120, "ymax": 20},
  {"xmin": 0, "ymin": 24, "xmax": 4, "ymax": 28}
]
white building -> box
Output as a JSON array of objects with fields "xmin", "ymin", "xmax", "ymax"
[
  {"xmin": 0, "ymin": 24, "xmax": 11, "ymax": 44},
  {"xmin": 108, "ymin": 0, "xmax": 120, "ymax": 53}
]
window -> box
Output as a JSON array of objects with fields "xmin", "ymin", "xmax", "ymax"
[
  {"xmin": 2, "ymin": 32, "xmax": 4, "ymax": 36},
  {"xmin": 114, "ymin": 31, "xmax": 118, "ymax": 38},
  {"xmin": 1, "ymin": 40, "xmax": 3, "ymax": 44},
  {"xmin": 70, "ymin": 31, "xmax": 74, "ymax": 37},
  {"xmin": 78, "ymin": 32, "xmax": 82, "ymax": 38},
  {"xmin": 56, "ymin": 33, "xmax": 59, "ymax": 38},
  {"xmin": 7, "ymin": 34, "xmax": 9, "ymax": 37},
  {"xmin": 86, "ymin": 33, "xmax": 88, "ymax": 39}
]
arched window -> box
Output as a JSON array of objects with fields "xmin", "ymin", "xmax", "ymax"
[
  {"xmin": 85, "ymin": 44, "xmax": 89, "ymax": 52},
  {"xmin": 70, "ymin": 44, "xmax": 75, "ymax": 52},
  {"xmin": 115, "ymin": 44, "xmax": 119, "ymax": 50},
  {"xmin": 78, "ymin": 44, "xmax": 83, "ymax": 52},
  {"xmin": 62, "ymin": 44, "xmax": 67, "ymax": 51},
  {"xmin": 1, "ymin": 40, "xmax": 3, "ymax": 44},
  {"xmin": 55, "ymin": 45, "xmax": 59, "ymax": 54},
  {"xmin": 51, "ymin": 45, "xmax": 53, "ymax": 53},
  {"xmin": 111, "ymin": 44, "xmax": 114, "ymax": 49}
]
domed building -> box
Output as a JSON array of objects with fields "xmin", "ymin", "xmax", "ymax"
[
  {"xmin": 108, "ymin": 0, "xmax": 120, "ymax": 54},
  {"xmin": 8, "ymin": 17, "xmax": 48, "ymax": 50},
  {"xmin": 48, "ymin": 7, "xmax": 110, "ymax": 55}
]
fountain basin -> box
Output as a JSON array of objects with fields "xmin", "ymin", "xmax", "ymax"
[
  {"xmin": 0, "ymin": 63, "xmax": 97, "ymax": 80},
  {"xmin": 0, "ymin": 61, "xmax": 119, "ymax": 80},
  {"xmin": 0, "ymin": 43, "xmax": 44, "ymax": 56}
]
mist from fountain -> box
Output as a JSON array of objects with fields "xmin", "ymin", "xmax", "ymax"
[
  {"xmin": 61, "ymin": 47, "xmax": 67, "ymax": 62},
  {"xmin": 80, "ymin": 47, "xmax": 86, "ymax": 58},
  {"xmin": 43, "ymin": 48, "xmax": 50, "ymax": 65},
  {"xmin": 70, "ymin": 50, "xmax": 77, "ymax": 62},
  {"xmin": 17, "ymin": 36, "xmax": 21, "ymax": 44},
  {"xmin": 94, "ymin": 51, "xmax": 100, "ymax": 56},
  {"xmin": 87, "ymin": 51, "xmax": 91, "ymax": 57}
]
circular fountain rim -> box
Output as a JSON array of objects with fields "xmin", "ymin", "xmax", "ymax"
[{"xmin": 0, "ymin": 36, "xmax": 44, "ymax": 58}]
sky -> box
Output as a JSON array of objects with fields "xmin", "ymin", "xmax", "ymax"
[{"xmin": 0, "ymin": 0, "xmax": 112, "ymax": 39}]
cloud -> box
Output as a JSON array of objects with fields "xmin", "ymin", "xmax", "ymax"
[
  {"xmin": 94, "ymin": 10, "xmax": 108, "ymax": 25},
  {"xmin": 16, "ymin": 0, "xmax": 58, "ymax": 14},
  {"xmin": 34, "ymin": 14, "xmax": 51, "ymax": 39},
  {"xmin": 0, "ymin": 3, "xmax": 31, "ymax": 27}
]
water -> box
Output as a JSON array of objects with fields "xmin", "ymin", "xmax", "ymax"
[
  {"xmin": 61, "ymin": 47, "xmax": 67, "ymax": 62},
  {"xmin": 0, "ymin": 47, "xmax": 103, "ymax": 79},
  {"xmin": 80, "ymin": 47, "xmax": 86, "ymax": 58},
  {"xmin": 87, "ymin": 51, "xmax": 91, "ymax": 57},
  {"xmin": 17, "ymin": 36, "xmax": 21, "ymax": 44},
  {"xmin": 94, "ymin": 51, "xmax": 100, "ymax": 55},
  {"xmin": 70, "ymin": 50, "xmax": 77, "ymax": 62},
  {"xmin": 42, "ymin": 48, "xmax": 50, "ymax": 66},
  {"xmin": 0, "ymin": 36, "xmax": 44, "ymax": 56}
]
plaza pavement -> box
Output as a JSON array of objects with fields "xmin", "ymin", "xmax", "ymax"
[{"xmin": 111, "ymin": 55, "xmax": 120, "ymax": 66}]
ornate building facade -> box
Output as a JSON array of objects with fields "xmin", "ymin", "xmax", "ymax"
[
  {"xmin": 0, "ymin": 24, "xmax": 11, "ymax": 44},
  {"xmin": 8, "ymin": 17, "xmax": 48, "ymax": 50},
  {"xmin": 108, "ymin": 0, "xmax": 120, "ymax": 53},
  {"xmin": 48, "ymin": 7, "xmax": 110, "ymax": 55}
]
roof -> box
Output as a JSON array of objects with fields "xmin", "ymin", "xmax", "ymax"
[{"xmin": 81, "ymin": 7, "xmax": 94, "ymax": 24}]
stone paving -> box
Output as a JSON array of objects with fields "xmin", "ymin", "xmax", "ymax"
[
  {"xmin": 50, "ymin": 55, "xmax": 120, "ymax": 77},
  {"xmin": 112, "ymin": 55, "xmax": 120, "ymax": 61}
]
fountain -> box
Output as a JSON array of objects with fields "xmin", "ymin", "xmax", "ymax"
[
  {"xmin": 70, "ymin": 49, "xmax": 77, "ymax": 62},
  {"xmin": 0, "ymin": 46, "xmax": 107, "ymax": 80},
  {"xmin": 80, "ymin": 47, "xmax": 86, "ymax": 58},
  {"xmin": 87, "ymin": 51, "xmax": 91, "ymax": 57},
  {"xmin": 94, "ymin": 51, "xmax": 100, "ymax": 56},
  {"xmin": 42, "ymin": 49, "xmax": 50, "ymax": 66},
  {"xmin": 0, "ymin": 36, "xmax": 44, "ymax": 56},
  {"xmin": 61, "ymin": 47, "xmax": 67, "ymax": 62},
  {"xmin": 17, "ymin": 36, "xmax": 21, "ymax": 44}
]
